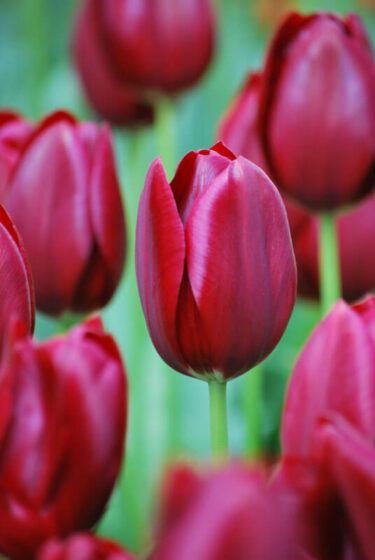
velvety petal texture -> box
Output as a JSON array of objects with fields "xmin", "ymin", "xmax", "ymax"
[
  {"xmin": 136, "ymin": 144, "xmax": 296, "ymax": 380},
  {"xmin": 259, "ymin": 12, "xmax": 375, "ymax": 210},
  {"xmin": 0, "ymin": 112, "xmax": 33, "ymax": 199},
  {"xmin": 72, "ymin": 0, "xmax": 153, "ymax": 126},
  {"xmin": 37, "ymin": 534, "xmax": 135, "ymax": 560},
  {"xmin": 0, "ymin": 317, "xmax": 127, "ymax": 560},
  {"xmin": 93, "ymin": 0, "xmax": 216, "ymax": 94},
  {"xmin": 4, "ymin": 110, "xmax": 126, "ymax": 316}
]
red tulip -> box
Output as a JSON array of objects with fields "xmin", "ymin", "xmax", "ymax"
[
  {"xmin": 282, "ymin": 296, "xmax": 375, "ymax": 461},
  {"xmin": 4, "ymin": 110, "xmax": 127, "ymax": 316},
  {"xmin": 38, "ymin": 534, "xmax": 135, "ymax": 560},
  {"xmin": 0, "ymin": 317, "xmax": 127, "ymax": 560},
  {"xmin": 72, "ymin": 0, "xmax": 154, "ymax": 126},
  {"xmin": 152, "ymin": 464, "xmax": 294, "ymax": 560},
  {"xmin": 92, "ymin": 0, "xmax": 216, "ymax": 94},
  {"xmin": 135, "ymin": 143, "xmax": 296, "ymax": 380},
  {"xmin": 0, "ymin": 205, "xmax": 34, "ymax": 347},
  {"xmin": 0, "ymin": 111, "xmax": 33, "ymax": 199},
  {"xmin": 258, "ymin": 12, "xmax": 375, "ymax": 211}
]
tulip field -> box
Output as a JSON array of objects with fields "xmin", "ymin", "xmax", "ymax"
[{"xmin": 1, "ymin": 0, "xmax": 375, "ymax": 558}]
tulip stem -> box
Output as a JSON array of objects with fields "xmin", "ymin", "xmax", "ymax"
[
  {"xmin": 209, "ymin": 381, "xmax": 229, "ymax": 462},
  {"xmin": 244, "ymin": 363, "xmax": 262, "ymax": 457},
  {"xmin": 319, "ymin": 212, "xmax": 341, "ymax": 316},
  {"xmin": 155, "ymin": 96, "xmax": 176, "ymax": 180}
]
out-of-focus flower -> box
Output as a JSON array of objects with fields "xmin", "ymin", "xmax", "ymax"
[
  {"xmin": 136, "ymin": 143, "xmax": 296, "ymax": 381},
  {"xmin": 37, "ymin": 533, "xmax": 135, "ymax": 560},
  {"xmin": 152, "ymin": 464, "xmax": 294, "ymax": 560},
  {"xmin": 92, "ymin": 0, "xmax": 216, "ymax": 94},
  {"xmin": 72, "ymin": 0, "xmax": 154, "ymax": 126},
  {"xmin": 0, "ymin": 317, "xmax": 127, "ymax": 560},
  {"xmin": 0, "ymin": 205, "xmax": 34, "ymax": 347},
  {"xmin": 0, "ymin": 111, "xmax": 33, "ymax": 199},
  {"xmin": 4, "ymin": 110, "xmax": 126, "ymax": 316},
  {"xmin": 258, "ymin": 12, "xmax": 375, "ymax": 211}
]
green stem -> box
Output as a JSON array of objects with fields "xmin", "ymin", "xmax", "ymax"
[
  {"xmin": 244, "ymin": 363, "xmax": 262, "ymax": 457},
  {"xmin": 319, "ymin": 213, "xmax": 341, "ymax": 316},
  {"xmin": 209, "ymin": 381, "xmax": 229, "ymax": 462},
  {"xmin": 155, "ymin": 96, "xmax": 176, "ymax": 180}
]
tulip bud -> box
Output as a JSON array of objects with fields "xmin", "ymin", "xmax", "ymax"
[
  {"xmin": 92, "ymin": 0, "xmax": 216, "ymax": 94},
  {"xmin": 0, "ymin": 111, "xmax": 33, "ymax": 199},
  {"xmin": 0, "ymin": 317, "xmax": 127, "ymax": 560},
  {"xmin": 72, "ymin": 0, "xmax": 154, "ymax": 126},
  {"xmin": 4, "ymin": 110, "xmax": 127, "ymax": 316},
  {"xmin": 38, "ymin": 534, "xmax": 135, "ymax": 560},
  {"xmin": 0, "ymin": 205, "xmax": 34, "ymax": 347},
  {"xmin": 135, "ymin": 143, "xmax": 296, "ymax": 380},
  {"xmin": 258, "ymin": 12, "xmax": 375, "ymax": 211},
  {"xmin": 282, "ymin": 296, "xmax": 375, "ymax": 460}
]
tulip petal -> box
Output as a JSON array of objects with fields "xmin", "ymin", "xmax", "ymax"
[
  {"xmin": 136, "ymin": 158, "xmax": 187, "ymax": 373},
  {"xmin": 185, "ymin": 156, "xmax": 296, "ymax": 379}
]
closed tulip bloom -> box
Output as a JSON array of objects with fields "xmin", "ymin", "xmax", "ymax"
[
  {"xmin": 258, "ymin": 13, "xmax": 375, "ymax": 210},
  {"xmin": 0, "ymin": 317, "xmax": 127, "ymax": 560},
  {"xmin": 0, "ymin": 111, "xmax": 33, "ymax": 199},
  {"xmin": 72, "ymin": 0, "xmax": 153, "ymax": 126},
  {"xmin": 38, "ymin": 534, "xmax": 135, "ymax": 560},
  {"xmin": 0, "ymin": 205, "xmax": 34, "ymax": 347},
  {"xmin": 93, "ymin": 0, "xmax": 216, "ymax": 94},
  {"xmin": 136, "ymin": 143, "xmax": 296, "ymax": 380},
  {"xmin": 4, "ymin": 110, "xmax": 126, "ymax": 316}
]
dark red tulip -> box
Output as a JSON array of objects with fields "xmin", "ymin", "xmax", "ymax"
[
  {"xmin": 93, "ymin": 0, "xmax": 216, "ymax": 94},
  {"xmin": 4, "ymin": 110, "xmax": 126, "ymax": 316},
  {"xmin": 72, "ymin": 0, "xmax": 154, "ymax": 126},
  {"xmin": 0, "ymin": 111, "xmax": 33, "ymax": 199},
  {"xmin": 0, "ymin": 317, "xmax": 127, "ymax": 560},
  {"xmin": 0, "ymin": 205, "xmax": 34, "ymax": 347},
  {"xmin": 38, "ymin": 534, "xmax": 135, "ymax": 560},
  {"xmin": 152, "ymin": 464, "xmax": 294, "ymax": 560},
  {"xmin": 136, "ymin": 143, "xmax": 296, "ymax": 380},
  {"xmin": 282, "ymin": 296, "xmax": 375, "ymax": 461},
  {"xmin": 258, "ymin": 12, "xmax": 375, "ymax": 211}
]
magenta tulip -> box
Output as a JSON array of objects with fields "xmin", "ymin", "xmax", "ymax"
[
  {"xmin": 0, "ymin": 205, "xmax": 34, "ymax": 347},
  {"xmin": 4, "ymin": 110, "xmax": 126, "ymax": 316},
  {"xmin": 0, "ymin": 111, "xmax": 33, "ymax": 199},
  {"xmin": 0, "ymin": 317, "xmax": 127, "ymax": 560},
  {"xmin": 38, "ymin": 534, "xmax": 135, "ymax": 560},
  {"xmin": 257, "ymin": 12, "xmax": 375, "ymax": 211},
  {"xmin": 92, "ymin": 0, "xmax": 216, "ymax": 94},
  {"xmin": 72, "ymin": 0, "xmax": 153, "ymax": 126},
  {"xmin": 136, "ymin": 143, "xmax": 296, "ymax": 380}
]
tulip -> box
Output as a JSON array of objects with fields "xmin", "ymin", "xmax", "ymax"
[
  {"xmin": 72, "ymin": 0, "xmax": 154, "ymax": 127},
  {"xmin": 92, "ymin": 0, "xmax": 216, "ymax": 94},
  {"xmin": 136, "ymin": 143, "xmax": 296, "ymax": 380},
  {"xmin": 0, "ymin": 317, "xmax": 127, "ymax": 560},
  {"xmin": 0, "ymin": 205, "xmax": 34, "ymax": 347},
  {"xmin": 38, "ymin": 534, "xmax": 135, "ymax": 560},
  {"xmin": 4, "ymin": 110, "xmax": 127, "ymax": 316},
  {"xmin": 0, "ymin": 111, "xmax": 33, "ymax": 199},
  {"xmin": 258, "ymin": 12, "xmax": 375, "ymax": 211}
]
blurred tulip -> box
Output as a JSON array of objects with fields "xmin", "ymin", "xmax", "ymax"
[
  {"xmin": 136, "ymin": 143, "xmax": 296, "ymax": 380},
  {"xmin": 4, "ymin": 110, "xmax": 126, "ymax": 316},
  {"xmin": 152, "ymin": 464, "xmax": 294, "ymax": 560},
  {"xmin": 258, "ymin": 12, "xmax": 375, "ymax": 211},
  {"xmin": 72, "ymin": 0, "xmax": 154, "ymax": 126},
  {"xmin": 92, "ymin": 0, "xmax": 216, "ymax": 94},
  {"xmin": 0, "ymin": 111, "xmax": 33, "ymax": 198},
  {"xmin": 0, "ymin": 205, "xmax": 34, "ymax": 347},
  {"xmin": 282, "ymin": 296, "xmax": 375, "ymax": 460},
  {"xmin": 38, "ymin": 533, "xmax": 135, "ymax": 560},
  {"xmin": 0, "ymin": 317, "xmax": 127, "ymax": 560}
]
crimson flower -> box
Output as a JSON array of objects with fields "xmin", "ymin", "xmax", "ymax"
[
  {"xmin": 92, "ymin": 0, "xmax": 216, "ymax": 94},
  {"xmin": 72, "ymin": 0, "xmax": 153, "ymax": 126},
  {"xmin": 0, "ymin": 317, "xmax": 127, "ymax": 560},
  {"xmin": 37, "ymin": 534, "xmax": 135, "ymax": 560},
  {"xmin": 4, "ymin": 110, "xmax": 126, "ymax": 316},
  {"xmin": 135, "ymin": 143, "xmax": 296, "ymax": 380}
]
